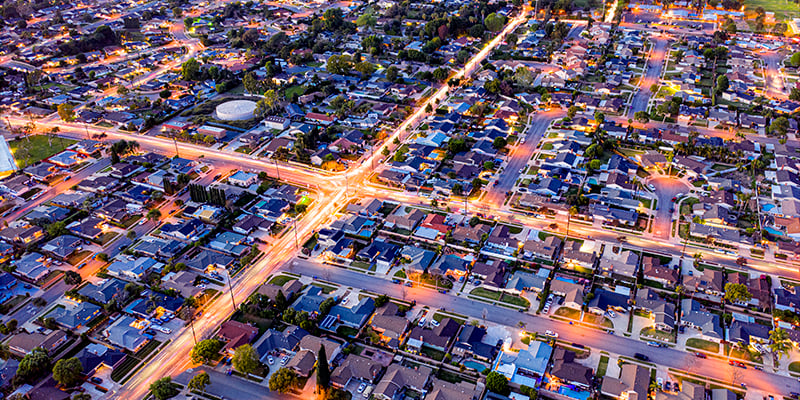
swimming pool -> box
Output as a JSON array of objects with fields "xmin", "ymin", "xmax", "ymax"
[{"xmin": 462, "ymin": 360, "xmax": 487, "ymax": 372}]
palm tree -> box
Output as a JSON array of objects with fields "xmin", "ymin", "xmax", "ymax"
[{"xmin": 769, "ymin": 328, "xmax": 792, "ymax": 361}]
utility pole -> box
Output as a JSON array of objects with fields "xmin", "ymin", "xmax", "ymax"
[
  {"xmin": 274, "ymin": 158, "xmax": 281, "ymax": 181},
  {"xmin": 293, "ymin": 218, "xmax": 299, "ymax": 250},
  {"xmin": 189, "ymin": 313, "xmax": 197, "ymax": 345},
  {"xmin": 173, "ymin": 137, "xmax": 180, "ymax": 158},
  {"xmin": 225, "ymin": 269, "xmax": 237, "ymax": 310}
]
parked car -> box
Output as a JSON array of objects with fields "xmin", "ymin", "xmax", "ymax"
[
  {"xmin": 545, "ymin": 330, "xmax": 558, "ymax": 338},
  {"xmin": 694, "ymin": 352, "xmax": 706, "ymax": 358},
  {"xmin": 634, "ymin": 353, "xmax": 649, "ymax": 361},
  {"xmin": 90, "ymin": 377, "xmax": 103, "ymax": 384},
  {"xmin": 606, "ymin": 310, "xmax": 616, "ymax": 318},
  {"xmin": 431, "ymin": 319, "xmax": 440, "ymax": 327},
  {"xmin": 418, "ymin": 318, "xmax": 426, "ymax": 327},
  {"xmin": 357, "ymin": 383, "xmax": 366, "ymax": 393}
]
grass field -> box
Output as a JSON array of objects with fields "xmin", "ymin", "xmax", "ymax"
[
  {"xmin": 746, "ymin": 0, "xmax": 800, "ymax": 20},
  {"xmin": 685, "ymin": 338, "xmax": 720, "ymax": 353},
  {"xmin": 9, "ymin": 135, "xmax": 77, "ymax": 168}
]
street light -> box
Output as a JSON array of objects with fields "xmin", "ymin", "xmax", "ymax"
[{"xmin": 225, "ymin": 268, "xmax": 237, "ymax": 310}]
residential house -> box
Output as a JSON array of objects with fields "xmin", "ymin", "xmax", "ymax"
[
  {"xmin": 600, "ymin": 363, "xmax": 650, "ymax": 400},
  {"xmin": 369, "ymin": 303, "xmax": 409, "ymax": 347},
  {"xmin": 104, "ymin": 315, "xmax": 149, "ymax": 352},
  {"xmin": 680, "ymin": 299, "xmax": 723, "ymax": 342},
  {"xmin": 51, "ymin": 302, "xmax": 102, "ymax": 330},
  {"xmin": 406, "ymin": 317, "xmax": 460, "ymax": 352},
  {"xmin": 330, "ymin": 355, "xmax": 382, "ymax": 389},
  {"xmin": 7, "ymin": 330, "xmax": 68, "ymax": 357},
  {"xmin": 217, "ymin": 320, "xmax": 259, "ymax": 355},
  {"xmin": 684, "ymin": 269, "xmax": 724, "ymax": 296},
  {"xmin": 374, "ymin": 364, "xmax": 432, "ymax": 400},
  {"xmin": 546, "ymin": 347, "xmax": 594, "ymax": 390},
  {"xmin": 587, "ymin": 288, "xmax": 630, "ymax": 314},
  {"xmin": 321, "ymin": 297, "xmax": 376, "ymax": 331}
]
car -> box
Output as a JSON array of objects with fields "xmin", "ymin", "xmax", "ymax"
[
  {"xmin": 519, "ymin": 168, "xmax": 525, "ymax": 174},
  {"xmin": 606, "ymin": 310, "xmax": 616, "ymax": 318},
  {"xmin": 458, "ymin": 276, "xmax": 464, "ymax": 282},
  {"xmin": 754, "ymin": 365, "xmax": 763, "ymax": 371},
  {"xmin": 431, "ymin": 320, "xmax": 440, "ymax": 327},
  {"xmin": 267, "ymin": 356, "xmax": 274, "ymax": 364},
  {"xmin": 694, "ymin": 352, "xmax": 706, "ymax": 358},
  {"xmin": 665, "ymin": 382, "xmax": 671, "ymax": 391},
  {"xmin": 77, "ymin": 262, "xmax": 87, "ymax": 269},
  {"xmin": 391, "ymin": 279, "xmax": 400, "ymax": 284},
  {"xmin": 281, "ymin": 356, "xmax": 289, "ymax": 365},
  {"xmin": 671, "ymin": 196, "xmax": 677, "ymax": 202},
  {"xmin": 647, "ymin": 183, "xmax": 655, "ymax": 191},
  {"xmin": 634, "ymin": 353, "xmax": 649, "ymax": 361},
  {"xmin": 341, "ymin": 298, "xmax": 349, "ymax": 305},
  {"xmin": 23, "ymin": 284, "xmax": 32, "ymax": 289},
  {"xmin": 607, "ymin": 330, "xmax": 614, "ymax": 334},
  {"xmin": 90, "ymin": 377, "xmax": 103, "ymax": 384},
  {"xmin": 405, "ymin": 282, "xmax": 413, "ymax": 287},
  {"xmin": 357, "ymin": 383, "xmax": 366, "ymax": 393},
  {"xmin": 418, "ymin": 318, "xmax": 426, "ymax": 327},
  {"xmin": 789, "ymin": 392, "xmax": 799, "ymax": 398},
  {"xmin": 647, "ymin": 341, "xmax": 660, "ymax": 347},
  {"xmin": 474, "ymin": 280, "xmax": 482, "ymax": 286},
  {"xmin": 544, "ymin": 330, "xmax": 558, "ymax": 338},
  {"xmin": 657, "ymin": 377, "xmax": 663, "ymax": 386}
]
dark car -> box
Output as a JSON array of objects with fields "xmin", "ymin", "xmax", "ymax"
[
  {"xmin": 634, "ymin": 353, "xmax": 649, "ymax": 361},
  {"xmin": 90, "ymin": 377, "xmax": 103, "ymax": 384},
  {"xmin": 391, "ymin": 279, "xmax": 400, "ymax": 284},
  {"xmin": 694, "ymin": 352, "xmax": 706, "ymax": 358}
]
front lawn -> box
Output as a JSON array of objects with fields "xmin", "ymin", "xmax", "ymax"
[
  {"xmin": 470, "ymin": 287, "xmax": 501, "ymax": 300},
  {"xmin": 685, "ymin": 338, "xmax": 719, "ymax": 353},
  {"xmin": 554, "ymin": 307, "xmax": 581, "ymax": 320},
  {"xmin": 268, "ymin": 275, "xmax": 296, "ymax": 286}
]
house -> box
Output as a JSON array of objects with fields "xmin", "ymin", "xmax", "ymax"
[
  {"xmin": 11, "ymin": 252, "xmax": 49, "ymax": 281},
  {"xmin": 550, "ymin": 279, "xmax": 585, "ymax": 310},
  {"xmin": 51, "ymin": 302, "xmax": 102, "ymax": 330},
  {"xmin": 7, "ymin": 330, "xmax": 68, "ymax": 357},
  {"xmin": 425, "ymin": 379, "xmax": 474, "ymax": 400},
  {"xmin": 680, "ymin": 299, "xmax": 723, "ymax": 341},
  {"xmin": 430, "ymin": 254, "xmax": 472, "ymax": 278},
  {"xmin": 562, "ymin": 241, "xmax": 597, "ymax": 271},
  {"xmin": 374, "ymin": 364, "xmax": 432, "ymax": 400},
  {"xmin": 78, "ymin": 278, "xmax": 126, "ymax": 304},
  {"xmin": 285, "ymin": 349, "xmax": 317, "ymax": 377},
  {"xmin": 183, "ymin": 250, "xmax": 234, "ymax": 272},
  {"xmin": 75, "ymin": 343, "xmax": 126, "ymax": 376},
  {"xmin": 635, "ymin": 288, "xmax": 676, "ymax": 332},
  {"xmin": 504, "ymin": 269, "xmax": 549, "ymax": 295},
  {"xmin": 228, "ymin": 170, "xmax": 258, "ymax": 187},
  {"xmin": 103, "ymin": 315, "xmax": 150, "ymax": 352},
  {"xmin": 406, "ymin": 317, "xmax": 460, "ymax": 352},
  {"xmin": 330, "ymin": 354, "xmax": 382, "ymax": 388},
  {"xmin": 600, "ymin": 363, "xmax": 650, "ymax": 400},
  {"xmin": 642, "ymin": 256, "xmax": 678, "ymax": 288},
  {"xmin": 452, "ymin": 325, "xmax": 496, "ymax": 361},
  {"xmin": 217, "ymin": 320, "xmax": 259, "ymax": 354},
  {"xmin": 292, "ymin": 286, "xmax": 328, "ymax": 315},
  {"xmin": 321, "ymin": 297, "xmax": 375, "ymax": 331},
  {"xmin": 41, "ymin": 235, "xmax": 82, "ymax": 260},
  {"xmin": 369, "ymin": 303, "xmax": 409, "ymax": 347},
  {"xmin": 106, "ymin": 257, "xmax": 163, "ymax": 280},
  {"xmin": 385, "ymin": 208, "xmax": 426, "ymax": 232},
  {"xmin": 0, "ymin": 359, "xmax": 18, "ymax": 390},
  {"xmin": 253, "ymin": 326, "xmax": 309, "ymax": 363},
  {"xmin": 547, "ymin": 347, "xmax": 594, "ymax": 390},
  {"xmin": 727, "ymin": 320, "xmax": 770, "ymax": 347},
  {"xmin": 522, "ymin": 236, "xmax": 562, "ymax": 261},
  {"xmin": 450, "ymin": 223, "xmax": 490, "ymax": 245},
  {"xmin": 67, "ymin": 216, "xmax": 105, "ymax": 240},
  {"xmin": 587, "ymin": 288, "xmax": 630, "ymax": 314},
  {"xmin": 494, "ymin": 340, "xmax": 552, "ymax": 387},
  {"xmin": 598, "ymin": 249, "xmax": 639, "ymax": 278},
  {"xmin": 356, "ymin": 240, "xmax": 400, "ymax": 270},
  {"xmin": 654, "ymin": 381, "xmax": 705, "ymax": 400},
  {"xmin": 162, "ymin": 271, "xmax": 202, "ymax": 299},
  {"xmin": 258, "ymin": 279, "xmax": 304, "ymax": 300},
  {"xmin": 399, "ymin": 246, "xmax": 436, "ymax": 275},
  {"xmin": 684, "ymin": 269, "xmax": 724, "ymax": 296}
]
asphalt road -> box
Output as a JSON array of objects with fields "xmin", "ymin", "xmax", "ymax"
[
  {"xmin": 628, "ymin": 37, "xmax": 668, "ymax": 118},
  {"xmin": 173, "ymin": 367, "xmax": 277, "ymax": 399},
  {"xmin": 285, "ymin": 258, "xmax": 799, "ymax": 396},
  {"xmin": 482, "ymin": 109, "xmax": 565, "ymax": 208},
  {"xmin": 648, "ymin": 175, "xmax": 691, "ymax": 240}
]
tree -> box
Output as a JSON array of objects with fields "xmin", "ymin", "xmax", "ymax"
[
  {"xmin": 188, "ymin": 371, "xmax": 210, "ymax": 392},
  {"xmin": 159, "ymin": 89, "xmax": 171, "ymax": 99},
  {"xmin": 146, "ymin": 208, "xmax": 162, "ymax": 221},
  {"xmin": 52, "ymin": 357, "xmax": 82, "ymax": 387},
  {"xmin": 232, "ymin": 344, "xmax": 260, "ymax": 375},
  {"xmin": 791, "ymin": 52, "xmax": 800, "ymax": 67},
  {"xmin": 57, "ymin": 104, "xmax": 75, "ymax": 122},
  {"xmin": 181, "ymin": 58, "xmax": 202, "ymax": 81},
  {"xmin": 486, "ymin": 371, "xmax": 510, "ymax": 395},
  {"xmin": 150, "ymin": 377, "xmax": 178, "ymax": 400},
  {"xmin": 770, "ymin": 116, "xmax": 790, "ymax": 137},
  {"xmin": 723, "ymin": 283, "xmax": 751, "ymax": 303},
  {"xmin": 317, "ymin": 343, "xmax": 331, "ymax": 394},
  {"xmin": 64, "ymin": 271, "xmax": 82, "ymax": 285},
  {"xmin": 191, "ymin": 339, "xmax": 223, "ymax": 364},
  {"xmin": 492, "ymin": 137, "xmax": 507, "ymax": 150},
  {"xmin": 385, "ymin": 66, "xmax": 399, "ymax": 82},
  {"xmin": 269, "ymin": 368, "xmax": 298, "ymax": 393},
  {"xmin": 594, "ymin": 111, "xmax": 605, "ymax": 125},
  {"xmin": 716, "ymin": 75, "xmax": 729, "ymax": 93},
  {"xmin": 17, "ymin": 348, "xmax": 51, "ymax": 382},
  {"xmin": 172, "ymin": 7, "xmax": 182, "ymax": 17},
  {"xmin": 769, "ymin": 328, "xmax": 791, "ymax": 360},
  {"xmin": 634, "ymin": 111, "xmax": 649, "ymax": 124},
  {"xmin": 256, "ymin": 89, "xmax": 281, "ymax": 116},
  {"xmin": 484, "ymin": 13, "xmax": 506, "ymax": 32}
]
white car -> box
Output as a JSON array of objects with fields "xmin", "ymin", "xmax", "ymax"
[
  {"xmin": 431, "ymin": 319, "xmax": 440, "ymax": 327},
  {"xmin": 267, "ymin": 356, "xmax": 274, "ymax": 365},
  {"xmin": 281, "ymin": 356, "xmax": 289, "ymax": 365},
  {"xmin": 357, "ymin": 383, "xmax": 366, "ymax": 393},
  {"xmin": 545, "ymin": 330, "xmax": 558, "ymax": 338},
  {"xmin": 607, "ymin": 310, "xmax": 616, "ymax": 318},
  {"xmin": 647, "ymin": 183, "xmax": 656, "ymax": 191},
  {"xmin": 418, "ymin": 318, "xmax": 426, "ymax": 327}
]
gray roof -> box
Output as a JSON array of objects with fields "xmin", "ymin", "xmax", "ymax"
[
  {"xmin": 104, "ymin": 315, "xmax": 148, "ymax": 351},
  {"xmin": 680, "ymin": 299, "xmax": 723, "ymax": 339}
]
